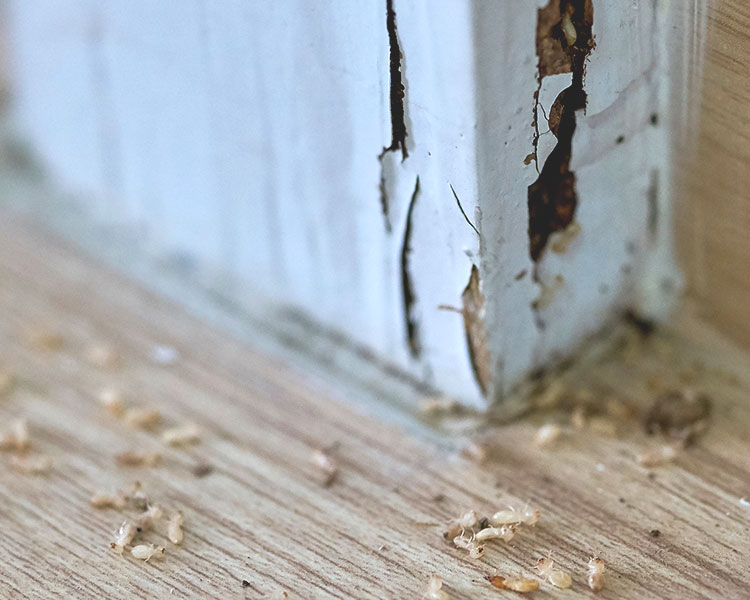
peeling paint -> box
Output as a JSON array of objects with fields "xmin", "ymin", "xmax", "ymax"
[
  {"xmin": 528, "ymin": 0, "xmax": 594, "ymax": 263},
  {"xmin": 400, "ymin": 176, "xmax": 420, "ymax": 357},
  {"xmin": 461, "ymin": 265, "xmax": 490, "ymax": 396}
]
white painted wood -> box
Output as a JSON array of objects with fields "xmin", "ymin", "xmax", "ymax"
[{"xmin": 2, "ymin": 0, "xmax": 693, "ymax": 411}]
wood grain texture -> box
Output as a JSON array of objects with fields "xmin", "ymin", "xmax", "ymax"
[
  {"xmin": 0, "ymin": 212, "xmax": 749, "ymax": 599},
  {"xmin": 676, "ymin": 0, "xmax": 750, "ymax": 347}
]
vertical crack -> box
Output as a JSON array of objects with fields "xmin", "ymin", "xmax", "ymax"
[
  {"xmin": 528, "ymin": 0, "xmax": 594, "ymax": 262},
  {"xmin": 377, "ymin": 0, "xmax": 409, "ymax": 233},
  {"xmin": 400, "ymin": 176, "xmax": 420, "ymax": 357},
  {"xmin": 382, "ymin": 0, "xmax": 408, "ymax": 161}
]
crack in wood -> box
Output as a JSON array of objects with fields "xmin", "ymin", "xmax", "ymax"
[
  {"xmin": 400, "ymin": 176, "xmax": 421, "ymax": 357},
  {"xmin": 449, "ymin": 184, "xmax": 479, "ymax": 236},
  {"xmin": 377, "ymin": 0, "xmax": 409, "ymax": 234}
]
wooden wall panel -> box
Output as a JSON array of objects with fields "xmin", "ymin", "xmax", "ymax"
[{"xmin": 675, "ymin": 0, "xmax": 750, "ymax": 346}]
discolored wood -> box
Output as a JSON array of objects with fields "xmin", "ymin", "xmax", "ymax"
[{"xmin": 0, "ymin": 213, "xmax": 749, "ymax": 600}]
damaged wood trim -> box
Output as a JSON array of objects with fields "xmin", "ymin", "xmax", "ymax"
[
  {"xmin": 400, "ymin": 176, "xmax": 421, "ymax": 357},
  {"xmin": 528, "ymin": 0, "xmax": 594, "ymax": 263},
  {"xmin": 382, "ymin": 0, "xmax": 408, "ymax": 161},
  {"xmin": 461, "ymin": 265, "xmax": 490, "ymax": 396},
  {"xmin": 377, "ymin": 0, "xmax": 409, "ymax": 234}
]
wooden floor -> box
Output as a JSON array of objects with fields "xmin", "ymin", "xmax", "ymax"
[{"xmin": 1, "ymin": 214, "xmax": 749, "ymax": 600}]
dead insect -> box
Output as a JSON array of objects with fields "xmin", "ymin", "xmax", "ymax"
[
  {"xmin": 474, "ymin": 525, "xmax": 516, "ymax": 543},
  {"xmin": 490, "ymin": 505, "xmax": 540, "ymax": 527},
  {"xmin": 536, "ymin": 556, "xmax": 573, "ymax": 588},
  {"xmin": 90, "ymin": 492, "xmax": 126, "ymax": 510},
  {"xmin": 110, "ymin": 520, "xmax": 138, "ymax": 554},
  {"xmin": 452, "ymin": 534, "xmax": 485, "ymax": 559},
  {"xmin": 97, "ymin": 388, "xmax": 124, "ymax": 417},
  {"xmin": 485, "ymin": 573, "xmax": 539, "ymax": 592},
  {"xmin": 423, "ymin": 575, "xmax": 451, "ymax": 600},
  {"xmin": 123, "ymin": 407, "xmax": 162, "ymax": 430},
  {"xmin": 115, "ymin": 451, "xmax": 161, "ymax": 467},
  {"xmin": 124, "ymin": 480, "xmax": 150, "ymax": 511},
  {"xmin": 561, "ymin": 4, "xmax": 578, "ymax": 46},
  {"xmin": 168, "ymin": 510, "xmax": 184, "ymax": 545},
  {"xmin": 534, "ymin": 423, "xmax": 562, "ymax": 448},
  {"xmin": 115, "ymin": 452, "xmax": 161, "ymax": 467},
  {"xmin": 10, "ymin": 454, "xmax": 51, "ymax": 474},
  {"xmin": 134, "ymin": 504, "xmax": 164, "ymax": 531},
  {"xmin": 0, "ymin": 418, "xmax": 30, "ymax": 452},
  {"xmin": 161, "ymin": 423, "xmax": 201, "ymax": 446},
  {"xmin": 443, "ymin": 509, "xmax": 479, "ymax": 541},
  {"xmin": 311, "ymin": 448, "xmax": 338, "ymax": 487},
  {"xmin": 587, "ymin": 557, "xmax": 605, "ymax": 592},
  {"xmin": 130, "ymin": 544, "xmax": 166, "ymax": 561}
]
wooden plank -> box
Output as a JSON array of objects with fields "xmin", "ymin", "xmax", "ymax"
[
  {"xmin": 0, "ymin": 212, "xmax": 749, "ymax": 599},
  {"xmin": 675, "ymin": 0, "xmax": 750, "ymax": 347}
]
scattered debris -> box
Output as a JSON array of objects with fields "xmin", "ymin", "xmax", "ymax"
[
  {"xmin": 536, "ymin": 556, "xmax": 573, "ymax": 588},
  {"xmin": 168, "ymin": 511, "xmax": 184, "ymax": 545},
  {"xmin": 150, "ymin": 345, "xmax": 179, "ymax": 365},
  {"xmin": 311, "ymin": 448, "xmax": 338, "ymax": 487},
  {"xmin": 85, "ymin": 343, "xmax": 118, "ymax": 368},
  {"xmin": 10, "ymin": 454, "xmax": 51, "ymax": 474},
  {"xmin": 486, "ymin": 574, "xmax": 539, "ymax": 592},
  {"xmin": 549, "ymin": 221, "xmax": 581, "ymax": 254},
  {"xmin": 131, "ymin": 544, "xmax": 166, "ymax": 561},
  {"xmin": 115, "ymin": 451, "xmax": 161, "ymax": 468},
  {"xmin": 191, "ymin": 462, "xmax": 214, "ymax": 478},
  {"xmin": 740, "ymin": 497, "xmax": 750, "ymax": 508},
  {"xmin": 461, "ymin": 441, "xmax": 488, "ymax": 463},
  {"xmin": 162, "ymin": 423, "xmax": 201, "ymax": 446},
  {"xmin": 649, "ymin": 529, "xmax": 661, "ymax": 538},
  {"xmin": 0, "ymin": 418, "xmax": 30, "ymax": 452},
  {"xmin": 637, "ymin": 442, "xmax": 682, "ymax": 467},
  {"xmin": 588, "ymin": 416, "xmax": 618, "ymax": 437},
  {"xmin": 419, "ymin": 396, "xmax": 461, "ymax": 416},
  {"xmin": 644, "ymin": 389, "xmax": 711, "ymax": 443},
  {"xmin": 490, "ymin": 506, "xmax": 540, "ymax": 527},
  {"xmin": 587, "ymin": 557, "xmax": 605, "ymax": 592},
  {"xmin": 534, "ymin": 423, "xmax": 562, "ymax": 448},
  {"xmin": 127, "ymin": 481, "xmax": 151, "ymax": 511},
  {"xmin": 241, "ymin": 580, "xmax": 251, "ymax": 588},
  {"xmin": 423, "ymin": 575, "xmax": 451, "ymax": 600},
  {"xmin": 124, "ymin": 407, "xmax": 162, "ymax": 430},
  {"xmin": 97, "ymin": 388, "xmax": 125, "ymax": 417},
  {"xmin": 533, "ymin": 379, "xmax": 566, "ymax": 409}
]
